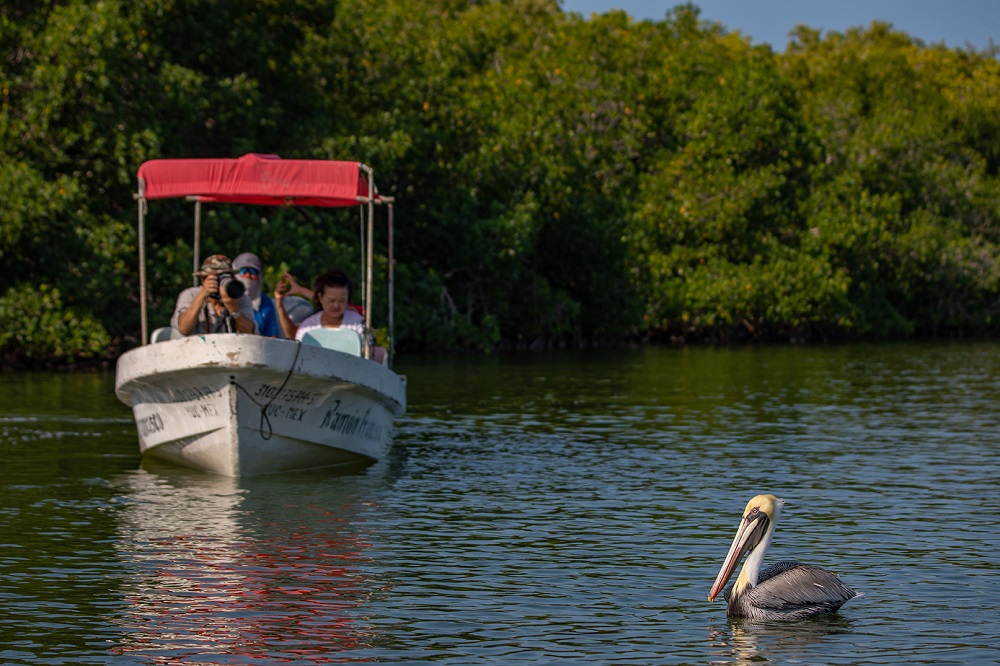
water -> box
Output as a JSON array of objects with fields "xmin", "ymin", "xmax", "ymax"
[{"xmin": 1, "ymin": 342, "xmax": 999, "ymax": 664}]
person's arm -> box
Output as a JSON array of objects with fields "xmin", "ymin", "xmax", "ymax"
[
  {"xmin": 223, "ymin": 293, "xmax": 256, "ymax": 334},
  {"xmin": 175, "ymin": 279, "xmax": 216, "ymax": 335},
  {"xmin": 274, "ymin": 275, "xmax": 300, "ymax": 339},
  {"xmin": 229, "ymin": 310, "xmax": 256, "ymax": 334},
  {"xmin": 284, "ymin": 272, "xmax": 315, "ymax": 300}
]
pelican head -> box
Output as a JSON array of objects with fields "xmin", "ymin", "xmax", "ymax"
[{"xmin": 708, "ymin": 494, "xmax": 784, "ymax": 602}]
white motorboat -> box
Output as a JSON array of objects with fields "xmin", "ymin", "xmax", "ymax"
[{"xmin": 115, "ymin": 154, "xmax": 406, "ymax": 476}]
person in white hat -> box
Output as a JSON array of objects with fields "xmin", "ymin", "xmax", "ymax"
[
  {"xmin": 233, "ymin": 252, "xmax": 314, "ymax": 338},
  {"xmin": 233, "ymin": 252, "xmax": 280, "ymax": 337}
]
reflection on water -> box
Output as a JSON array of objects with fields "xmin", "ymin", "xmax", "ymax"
[
  {"xmin": 2, "ymin": 342, "xmax": 1000, "ymax": 663},
  {"xmin": 109, "ymin": 462, "xmax": 382, "ymax": 662},
  {"xmin": 708, "ymin": 616, "xmax": 854, "ymax": 664}
]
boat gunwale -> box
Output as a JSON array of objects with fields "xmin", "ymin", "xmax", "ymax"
[{"xmin": 115, "ymin": 334, "xmax": 406, "ymax": 414}]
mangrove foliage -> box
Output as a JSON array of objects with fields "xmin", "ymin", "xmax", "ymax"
[{"xmin": 2, "ymin": 0, "xmax": 999, "ymax": 363}]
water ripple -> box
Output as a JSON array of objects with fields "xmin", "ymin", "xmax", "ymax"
[{"xmin": 2, "ymin": 343, "xmax": 1000, "ymax": 663}]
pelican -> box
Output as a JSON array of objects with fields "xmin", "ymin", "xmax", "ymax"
[{"xmin": 708, "ymin": 494, "xmax": 860, "ymax": 621}]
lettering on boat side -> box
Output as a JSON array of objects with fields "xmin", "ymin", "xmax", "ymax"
[
  {"xmin": 265, "ymin": 403, "xmax": 307, "ymax": 421},
  {"xmin": 138, "ymin": 411, "xmax": 165, "ymax": 436},
  {"xmin": 253, "ymin": 383, "xmax": 317, "ymax": 406},
  {"xmin": 184, "ymin": 402, "xmax": 219, "ymax": 418},
  {"xmin": 172, "ymin": 385, "xmax": 223, "ymax": 401},
  {"xmin": 320, "ymin": 401, "xmax": 383, "ymax": 442}
]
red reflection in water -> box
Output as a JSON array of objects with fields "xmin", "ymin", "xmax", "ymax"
[{"xmin": 110, "ymin": 471, "xmax": 382, "ymax": 662}]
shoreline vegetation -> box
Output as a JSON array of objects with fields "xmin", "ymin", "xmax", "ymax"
[{"xmin": 2, "ymin": 1, "xmax": 999, "ymax": 367}]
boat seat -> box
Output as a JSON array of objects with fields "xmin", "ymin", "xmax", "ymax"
[
  {"xmin": 282, "ymin": 296, "xmax": 314, "ymax": 325},
  {"xmin": 150, "ymin": 326, "xmax": 184, "ymax": 344},
  {"xmin": 300, "ymin": 328, "xmax": 362, "ymax": 356}
]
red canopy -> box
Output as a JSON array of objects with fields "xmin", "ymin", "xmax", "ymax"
[{"xmin": 137, "ymin": 153, "xmax": 375, "ymax": 207}]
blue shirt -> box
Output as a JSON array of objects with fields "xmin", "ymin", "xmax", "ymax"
[{"xmin": 255, "ymin": 294, "xmax": 281, "ymax": 337}]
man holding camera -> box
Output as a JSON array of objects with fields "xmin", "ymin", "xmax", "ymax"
[{"xmin": 171, "ymin": 254, "xmax": 257, "ymax": 335}]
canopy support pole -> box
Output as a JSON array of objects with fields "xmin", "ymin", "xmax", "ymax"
[
  {"xmin": 363, "ymin": 166, "xmax": 375, "ymax": 360},
  {"xmin": 137, "ymin": 182, "xmax": 149, "ymax": 345},
  {"xmin": 388, "ymin": 202, "xmax": 395, "ymax": 369},
  {"xmin": 193, "ymin": 200, "xmax": 202, "ymax": 287}
]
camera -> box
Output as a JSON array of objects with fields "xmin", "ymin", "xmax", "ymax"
[
  {"xmin": 193, "ymin": 266, "xmax": 246, "ymax": 300},
  {"xmin": 209, "ymin": 270, "xmax": 246, "ymax": 300},
  {"xmin": 216, "ymin": 270, "xmax": 246, "ymax": 299}
]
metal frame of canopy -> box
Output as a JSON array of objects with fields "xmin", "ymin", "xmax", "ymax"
[{"xmin": 133, "ymin": 153, "xmax": 396, "ymax": 363}]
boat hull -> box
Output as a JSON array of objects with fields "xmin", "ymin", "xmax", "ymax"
[{"xmin": 115, "ymin": 334, "xmax": 407, "ymax": 477}]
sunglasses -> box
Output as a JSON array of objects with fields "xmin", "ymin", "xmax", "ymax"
[{"xmin": 238, "ymin": 267, "xmax": 261, "ymax": 277}]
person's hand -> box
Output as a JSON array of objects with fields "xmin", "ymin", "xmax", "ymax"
[
  {"xmin": 220, "ymin": 288, "xmax": 242, "ymax": 313},
  {"xmin": 274, "ymin": 273, "xmax": 290, "ymax": 301},
  {"xmin": 285, "ymin": 272, "xmax": 304, "ymax": 293},
  {"xmin": 202, "ymin": 272, "xmax": 239, "ymax": 313},
  {"xmin": 201, "ymin": 273, "xmax": 220, "ymax": 300}
]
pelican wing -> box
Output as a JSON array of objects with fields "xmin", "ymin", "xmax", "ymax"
[{"xmin": 746, "ymin": 561, "xmax": 859, "ymax": 618}]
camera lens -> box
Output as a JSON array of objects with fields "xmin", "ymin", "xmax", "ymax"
[{"xmin": 219, "ymin": 274, "xmax": 245, "ymax": 299}]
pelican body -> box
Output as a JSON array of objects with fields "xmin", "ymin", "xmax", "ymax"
[{"xmin": 708, "ymin": 494, "xmax": 860, "ymax": 621}]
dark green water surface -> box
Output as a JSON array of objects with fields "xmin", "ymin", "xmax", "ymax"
[{"xmin": 2, "ymin": 342, "xmax": 998, "ymax": 663}]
